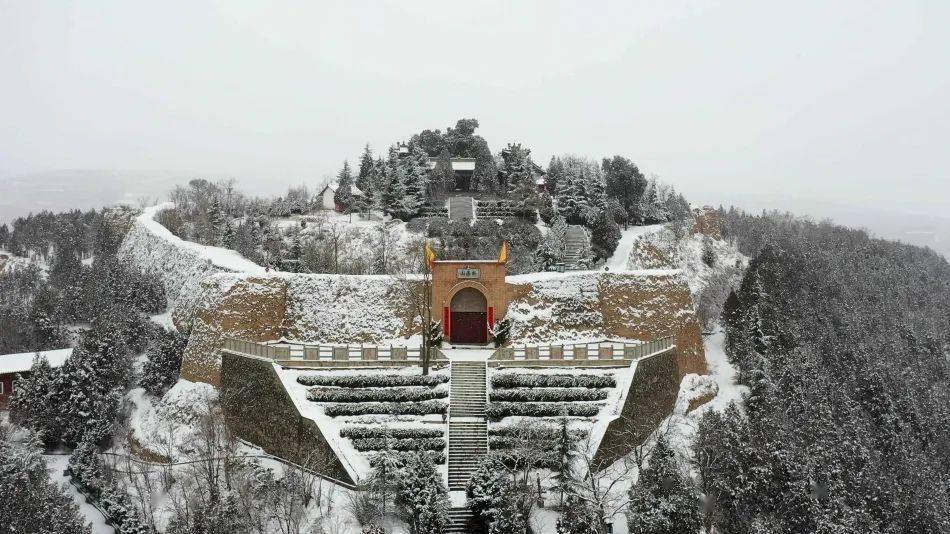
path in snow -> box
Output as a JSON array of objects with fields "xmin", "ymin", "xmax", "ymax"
[
  {"xmin": 441, "ymin": 347, "xmax": 494, "ymax": 361},
  {"xmin": 605, "ymin": 224, "xmax": 665, "ymax": 271},
  {"xmin": 44, "ymin": 454, "xmax": 115, "ymax": 534},
  {"xmin": 694, "ymin": 330, "xmax": 747, "ymax": 415}
]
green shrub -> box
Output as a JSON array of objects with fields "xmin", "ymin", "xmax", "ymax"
[
  {"xmin": 307, "ymin": 386, "xmax": 447, "ymax": 403},
  {"xmin": 489, "ymin": 387, "xmax": 609, "ymax": 402},
  {"xmin": 323, "ymin": 400, "xmax": 447, "ymax": 417},
  {"xmin": 297, "ymin": 374, "xmax": 448, "ymax": 388},
  {"xmin": 490, "ymin": 373, "xmax": 615, "ymax": 389}
]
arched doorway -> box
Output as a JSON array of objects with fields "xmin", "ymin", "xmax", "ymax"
[{"xmin": 450, "ymin": 287, "xmax": 488, "ymax": 344}]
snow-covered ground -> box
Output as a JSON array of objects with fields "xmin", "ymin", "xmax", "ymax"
[
  {"xmin": 44, "ymin": 454, "xmax": 114, "ymax": 534},
  {"xmin": 605, "ymin": 224, "xmax": 665, "ymax": 271}
]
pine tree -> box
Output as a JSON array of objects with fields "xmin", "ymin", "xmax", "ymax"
[
  {"xmin": 467, "ymin": 455, "xmax": 518, "ymax": 533},
  {"xmin": 356, "ymin": 144, "xmax": 376, "ymax": 193},
  {"xmin": 207, "ymin": 196, "xmax": 224, "ymax": 245},
  {"xmin": 139, "ymin": 328, "xmax": 188, "ymax": 396},
  {"xmin": 385, "ymin": 166, "xmax": 410, "ymax": 220},
  {"xmin": 9, "ymin": 356, "xmax": 62, "ymax": 444},
  {"xmin": 0, "ymin": 423, "xmax": 91, "ymax": 534},
  {"xmin": 503, "ymin": 143, "xmax": 540, "ymax": 220},
  {"xmin": 471, "ymin": 138, "xmax": 498, "ymax": 193},
  {"xmin": 538, "ymin": 215, "xmax": 568, "ymax": 269},
  {"xmin": 627, "ymin": 435, "xmax": 701, "ymax": 534},
  {"xmin": 404, "ymin": 143, "xmax": 431, "ymax": 211},
  {"xmin": 432, "ymin": 148, "xmax": 455, "ymax": 194},
  {"xmin": 334, "ymin": 160, "xmax": 355, "ymax": 213},
  {"xmin": 395, "ymin": 453, "xmax": 450, "ymax": 534},
  {"xmin": 589, "ymin": 212, "xmax": 621, "ymax": 261}
]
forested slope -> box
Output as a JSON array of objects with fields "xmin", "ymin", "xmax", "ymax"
[{"xmin": 695, "ymin": 210, "xmax": 950, "ymax": 533}]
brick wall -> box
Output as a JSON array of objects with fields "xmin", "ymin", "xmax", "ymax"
[{"xmin": 431, "ymin": 261, "xmax": 508, "ymax": 340}]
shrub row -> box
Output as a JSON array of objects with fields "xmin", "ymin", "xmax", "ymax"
[
  {"xmin": 488, "ymin": 430, "xmax": 588, "ymax": 450},
  {"xmin": 323, "ymin": 400, "xmax": 447, "ymax": 417},
  {"xmin": 351, "ymin": 437, "xmax": 446, "ymax": 452},
  {"xmin": 369, "ymin": 450, "xmax": 446, "ymax": 466},
  {"xmin": 340, "ymin": 426, "xmax": 444, "ymax": 440},
  {"xmin": 493, "ymin": 450, "xmax": 562, "ymax": 470},
  {"xmin": 307, "ymin": 386, "xmax": 447, "ymax": 403},
  {"xmin": 489, "ymin": 387, "xmax": 609, "ymax": 402},
  {"xmin": 297, "ymin": 374, "xmax": 448, "ymax": 388},
  {"xmin": 491, "ymin": 373, "xmax": 615, "ymax": 389},
  {"xmin": 485, "ymin": 402, "xmax": 602, "ymax": 420},
  {"xmin": 489, "ymin": 425, "xmax": 589, "ymax": 438}
]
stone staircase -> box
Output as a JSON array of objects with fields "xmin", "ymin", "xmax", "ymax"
[
  {"xmin": 564, "ymin": 225, "xmax": 590, "ymax": 269},
  {"xmin": 447, "ymin": 361, "xmax": 488, "ymax": 490},
  {"xmin": 445, "ymin": 507, "xmax": 478, "ymax": 534},
  {"xmin": 448, "ymin": 196, "xmax": 475, "ymax": 220}
]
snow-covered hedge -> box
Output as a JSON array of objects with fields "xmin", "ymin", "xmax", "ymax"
[
  {"xmin": 340, "ymin": 427, "xmax": 444, "ymax": 440},
  {"xmin": 351, "ymin": 437, "xmax": 446, "ymax": 452},
  {"xmin": 323, "ymin": 400, "xmax": 447, "ymax": 417},
  {"xmin": 489, "ymin": 387, "xmax": 609, "ymax": 402},
  {"xmin": 306, "ymin": 386, "xmax": 447, "ymax": 403},
  {"xmin": 493, "ymin": 450, "xmax": 561, "ymax": 470},
  {"xmin": 490, "ymin": 373, "xmax": 615, "ymax": 389},
  {"xmin": 485, "ymin": 402, "xmax": 602, "ymax": 420},
  {"xmin": 369, "ymin": 450, "xmax": 446, "ymax": 466},
  {"xmin": 297, "ymin": 374, "xmax": 448, "ymax": 388}
]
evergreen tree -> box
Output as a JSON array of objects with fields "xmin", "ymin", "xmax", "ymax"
[
  {"xmin": 139, "ymin": 328, "xmax": 188, "ymax": 396},
  {"xmin": 471, "ymin": 138, "xmax": 498, "ymax": 193},
  {"xmin": 503, "ymin": 143, "xmax": 540, "ymax": 219},
  {"xmin": 9, "ymin": 356, "xmax": 62, "ymax": 444},
  {"xmin": 404, "ymin": 143, "xmax": 432, "ymax": 210},
  {"xmin": 0, "ymin": 423, "xmax": 91, "ymax": 534},
  {"xmin": 334, "ymin": 160, "xmax": 355, "ymax": 213},
  {"xmin": 384, "ymin": 165, "xmax": 411, "ymax": 220},
  {"xmin": 207, "ymin": 196, "xmax": 224, "ymax": 245},
  {"xmin": 556, "ymin": 495, "xmax": 602, "ymax": 534},
  {"xmin": 432, "ymin": 148, "xmax": 455, "ymax": 194},
  {"xmin": 589, "ymin": 212, "xmax": 621, "ymax": 261},
  {"xmin": 356, "ymin": 144, "xmax": 375, "ymax": 193},
  {"xmin": 602, "ymin": 156, "xmax": 647, "ymax": 224},
  {"xmin": 627, "ymin": 435, "xmax": 701, "ymax": 534},
  {"xmin": 538, "ymin": 215, "xmax": 568, "ymax": 270},
  {"xmin": 395, "ymin": 453, "xmax": 450, "ymax": 534},
  {"xmin": 467, "ymin": 455, "xmax": 520, "ymax": 534},
  {"xmin": 0, "ymin": 223, "xmax": 10, "ymax": 249}
]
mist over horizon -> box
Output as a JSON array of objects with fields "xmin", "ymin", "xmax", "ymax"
[{"xmin": 3, "ymin": 166, "xmax": 948, "ymax": 261}]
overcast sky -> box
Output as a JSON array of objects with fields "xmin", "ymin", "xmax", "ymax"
[{"xmin": 1, "ymin": 1, "xmax": 948, "ymax": 217}]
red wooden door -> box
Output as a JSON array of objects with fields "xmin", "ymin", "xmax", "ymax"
[{"xmin": 451, "ymin": 312, "xmax": 487, "ymax": 344}]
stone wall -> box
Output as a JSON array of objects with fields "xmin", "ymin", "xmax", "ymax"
[
  {"xmin": 220, "ymin": 351, "xmax": 354, "ymax": 487},
  {"xmin": 592, "ymin": 348, "xmax": 680, "ymax": 469},
  {"xmin": 506, "ymin": 271, "xmax": 706, "ymax": 379}
]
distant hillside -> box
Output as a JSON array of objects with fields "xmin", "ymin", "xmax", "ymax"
[{"xmin": 0, "ymin": 169, "xmax": 194, "ymax": 223}]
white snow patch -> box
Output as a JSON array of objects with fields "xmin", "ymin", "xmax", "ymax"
[
  {"xmin": 0, "ymin": 347, "xmax": 72, "ymax": 375},
  {"xmin": 44, "ymin": 454, "xmax": 114, "ymax": 534},
  {"xmin": 605, "ymin": 224, "xmax": 665, "ymax": 271}
]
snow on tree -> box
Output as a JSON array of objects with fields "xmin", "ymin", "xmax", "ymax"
[
  {"xmin": 537, "ymin": 215, "xmax": 568, "ymax": 269},
  {"xmin": 432, "ymin": 148, "xmax": 455, "ymax": 194},
  {"xmin": 356, "ymin": 144, "xmax": 376, "ymax": 194},
  {"xmin": 334, "ymin": 160, "xmax": 355, "ymax": 213},
  {"xmin": 626, "ymin": 434, "xmax": 701, "ymax": 534},
  {"xmin": 139, "ymin": 328, "xmax": 188, "ymax": 396},
  {"xmin": 0, "ymin": 422, "xmax": 91, "ymax": 534},
  {"xmin": 467, "ymin": 455, "xmax": 526, "ymax": 534},
  {"xmin": 404, "ymin": 142, "xmax": 432, "ymax": 209},
  {"xmin": 471, "ymin": 138, "xmax": 499, "ymax": 193},
  {"xmin": 394, "ymin": 452, "xmax": 450, "ymax": 534}
]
